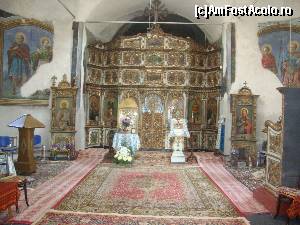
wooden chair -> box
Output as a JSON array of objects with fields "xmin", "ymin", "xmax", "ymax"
[{"xmin": 274, "ymin": 178, "xmax": 300, "ymax": 224}]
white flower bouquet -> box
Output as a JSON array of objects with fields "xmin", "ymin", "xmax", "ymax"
[{"xmin": 113, "ymin": 146, "xmax": 133, "ymax": 164}]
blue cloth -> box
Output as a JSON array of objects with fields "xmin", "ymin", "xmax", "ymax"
[{"xmin": 112, "ymin": 133, "xmax": 140, "ymax": 155}]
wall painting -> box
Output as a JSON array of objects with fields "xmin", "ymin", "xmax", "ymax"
[{"xmin": 0, "ymin": 18, "xmax": 53, "ymax": 104}]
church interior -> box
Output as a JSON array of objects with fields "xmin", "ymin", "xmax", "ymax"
[{"xmin": 0, "ymin": 0, "xmax": 300, "ymax": 224}]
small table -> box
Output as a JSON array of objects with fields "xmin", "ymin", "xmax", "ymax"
[{"xmin": 112, "ymin": 132, "xmax": 140, "ymax": 155}]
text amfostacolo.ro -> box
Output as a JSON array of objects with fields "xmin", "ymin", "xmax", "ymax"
[{"xmin": 195, "ymin": 5, "xmax": 293, "ymax": 19}]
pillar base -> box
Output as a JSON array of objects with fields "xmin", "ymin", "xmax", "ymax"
[
  {"xmin": 15, "ymin": 161, "xmax": 36, "ymax": 175},
  {"xmin": 171, "ymin": 150, "xmax": 186, "ymax": 163}
]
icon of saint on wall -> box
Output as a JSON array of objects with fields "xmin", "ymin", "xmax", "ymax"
[
  {"xmin": 31, "ymin": 36, "xmax": 53, "ymax": 73},
  {"xmin": 282, "ymin": 41, "xmax": 300, "ymax": 87},
  {"xmin": 56, "ymin": 100, "xmax": 72, "ymax": 130},
  {"xmin": 89, "ymin": 95, "xmax": 100, "ymax": 121},
  {"xmin": 7, "ymin": 32, "xmax": 31, "ymax": 95},
  {"xmin": 261, "ymin": 44, "xmax": 277, "ymax": 74},
  {"xmin": 236, "ymin": 107, "xmax": 252, "ymax": 135}
]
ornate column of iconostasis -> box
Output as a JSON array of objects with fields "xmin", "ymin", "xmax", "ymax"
[
  {"xmin": 50, "ymin": 74, "xmax": 77, "ymax": 149},
  {"xmin": 230, "ymin": 85, "xmax": 259, "ymax": 166},
  {"xmin": 84, "ymin": 25, "xmax": 222, "ymax": 150}
]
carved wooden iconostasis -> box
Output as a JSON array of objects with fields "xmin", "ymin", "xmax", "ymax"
[{"xmin": 85, "ymin": 25, "xmax": 222, "ymax": 150}]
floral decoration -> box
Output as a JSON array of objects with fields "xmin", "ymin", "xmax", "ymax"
[{"xmin": 113, "ymin": 146, "xmax": 133, "ymax": 164}]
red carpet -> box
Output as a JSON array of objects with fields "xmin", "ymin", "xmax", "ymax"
[
  {"xmin": 195, "ymin": 152, "xmax": 268, "ymax": 216},
  {"xmin": 10, "ymin": 148, "xmax": 107, "ymax": 224},
  {"xmin": 33, "ymin": 210, "xmax": 250, "ymax": 225}
]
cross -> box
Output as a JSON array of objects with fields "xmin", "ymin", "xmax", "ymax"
[
  {"xmin": 51, "ymin": 75, "xmax": 57, "ymax": 86},
  {"xmin": 243, "ymin": 81, "xmax": 248, "ymax": 87},
  {"xmin": 144, "ymin": 0, "xmax": 168, "ymax": 24}
]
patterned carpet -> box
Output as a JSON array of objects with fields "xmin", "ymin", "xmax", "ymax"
[
  {"xmin": 57, "ymin": 164, "xmax": 238, "ymax": 217},
  {"xmin": 194, "ymin": 152, "xmax": 268, "ymax": 216},
  {"xmin": 33, "ymin": 210, "xmax": 250, "ymax": 225},
  {"xmin": 10, "ymin": 149, "xmax": 108, "ymax": 224}
]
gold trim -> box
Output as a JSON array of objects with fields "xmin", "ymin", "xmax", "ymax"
[
  {"xmin": 258, "ymin": 24, "xmax": 300, "ymax": 37},
  {"xmin": 263, "ymin": 117, "xmax": 282, "ymax": 133},
  {"xmin": 0, "ymin": 98, "xmax": 49, "ymax": 106},
  {"xmin": 0, "ymin": 18, "xmax": 53, "ymax": 33}
]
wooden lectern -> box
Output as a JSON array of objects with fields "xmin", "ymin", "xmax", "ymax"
[{"xmin": 8, "ymin": 114, "xmax": 45, "ymax": 175}]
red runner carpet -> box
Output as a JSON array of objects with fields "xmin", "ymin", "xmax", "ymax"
[
  {"xmin": 195, "ymin": 152, "xmax": 268, "ymax": 216},
  {"xmin": 10, "ymin": 148, "xmax": 107, "ymax": 224}
]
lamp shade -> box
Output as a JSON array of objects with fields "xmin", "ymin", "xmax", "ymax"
[{"xmin": 8, "ymin": 114, "xmax": 45, "ymax": 128}]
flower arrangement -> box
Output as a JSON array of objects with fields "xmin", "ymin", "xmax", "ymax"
[
  {"xmin": 121, "ymin": 116, "xmax": 131, "ymax": 129},
  {"xmin": 114, "ymin": 146, "xmax": 133, "ymax": 165},
  {"xmin": 50, "ymin": 143, "xmax": 78, "ymax": 160}
]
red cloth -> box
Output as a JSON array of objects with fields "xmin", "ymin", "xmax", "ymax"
[
  {"xmin": 287, "ymin": 196, "xmax": 300, "ymax": 219},
  {"xmin": 278, "ymin": 186, "xmax": 300, "ymax": 219},
  {"xmin": 0, "ymin": 182, "xmax": 20, "ymax": 211}
]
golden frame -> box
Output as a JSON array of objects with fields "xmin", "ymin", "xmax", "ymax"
[{"xmin": 230, "ymin": 84, "xmax": 259, "ymax": 163}]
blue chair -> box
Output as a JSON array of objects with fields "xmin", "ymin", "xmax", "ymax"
[
  {"xmin": 33, "ymin": 135, "xmax": 42, "ymax": 152},
  {"xmin": 0, "ymin": 136, "xmax": 17, "ymax": 160}
]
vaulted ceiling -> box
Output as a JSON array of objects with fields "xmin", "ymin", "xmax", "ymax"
[{"xmin": 0, "ymin": 0, "xmax": 299, "ymax": 43}]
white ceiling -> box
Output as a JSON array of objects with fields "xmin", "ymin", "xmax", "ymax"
[{"xmin": 0, "ymin": 0, "xmax": 299, "ymax": 43}]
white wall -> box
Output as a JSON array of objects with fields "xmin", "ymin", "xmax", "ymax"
[
  {"xmin": 0, "ymin": 105, "xmax": 50, "ymax": 147},
  {"xmin": 220, "ymin": 16, "xmax": 291, "ymax": 155},
  {"xmin": 22, "ymin": 20, "xmax": 73, "ymax": 96}
]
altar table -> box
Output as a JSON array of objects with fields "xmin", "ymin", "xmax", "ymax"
[{"xmin": 112, "ymin": 133, "xmax": 140, "ymax": 155}]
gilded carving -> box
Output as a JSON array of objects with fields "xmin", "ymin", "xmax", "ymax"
[
  {"xmin": 84, "ymin": 25, "xmax": 222, "ymax": 150},
  {"xmin": 188, "ymin": 131, "xmax": 201, "ymax": 149},
  {"xmin": 88, "ymin": 49, "xmax": 96, "ymax": 64},
  {"xmin": 123, "ymin": 37, "xmax": 142, "ymax": 49},
  {"xmin": 231, "ymin": 84, "xmax": 259, "ymax": 164},
  {"xmin": 195, "ymin": 55, "xmax": 206, "ymax": 68},
  {"xmin": 104, "ymin": 70, "xmax": 118, "ymax": 85},
  {"xmin": 146, "ymin": 36, "xmax": 164, "ymax": 49},
  {"xmin": 269, "ymin": 131, "xmax": 282, "ymax": 156},
  {"xmin": 145, "ymin": 52, "xmax": 164, "ymax": 66},
  {"xmin": 267, "ymin": 157, "xmax": 281, "ymax": 188},
  {"xmin": 123, "ymin": 51, "xmax": 142, "ymax": 65},
  {"xmin": 207, "ymin": 71, "xmax": 220, "ymax": 87},
  {"xmin": 87, "ymin": 68, "xmax": 102, "ymax": 85},
  {"xmin": 167, "ymin": 71, "xmax": 185, "ymax": 85},
  {"xmin": 167, "ymin": 52, "xmax": 186, "ymax": 66},
  {"xmin": 202, "ymin": 130, "xmax": 217, "ymax": 150},
  {"xmin": 88, "ymin": 128, "xmax": 101, "ymax": 146},
  {"xmin": 140, "ymin": 93, "xmax": 165, "ymax": 149},
  {"xmin": 167, "ymin": 37, "xmax": 188, "ymax": 50},
  {"xmin": 51, "ymin": 75, "xmax": 77, "ymax": 131},
  {"xmin": 103, "ymin": 91, "xmax": 118, "ymax": 127},
  {"xmin": 50, "ymin": 75, "xmax": 77, "ymax": 147},
  {"xmin": 88, "ymin": 90, "xmax": 101, "ymax": 126},
  {"xmin": 145, "ymin": 69, "xmax": 163, "ymax": 85},
  {"xmin": 122, "ymin": 69, "xmax": 140, "ymax": 85}
]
